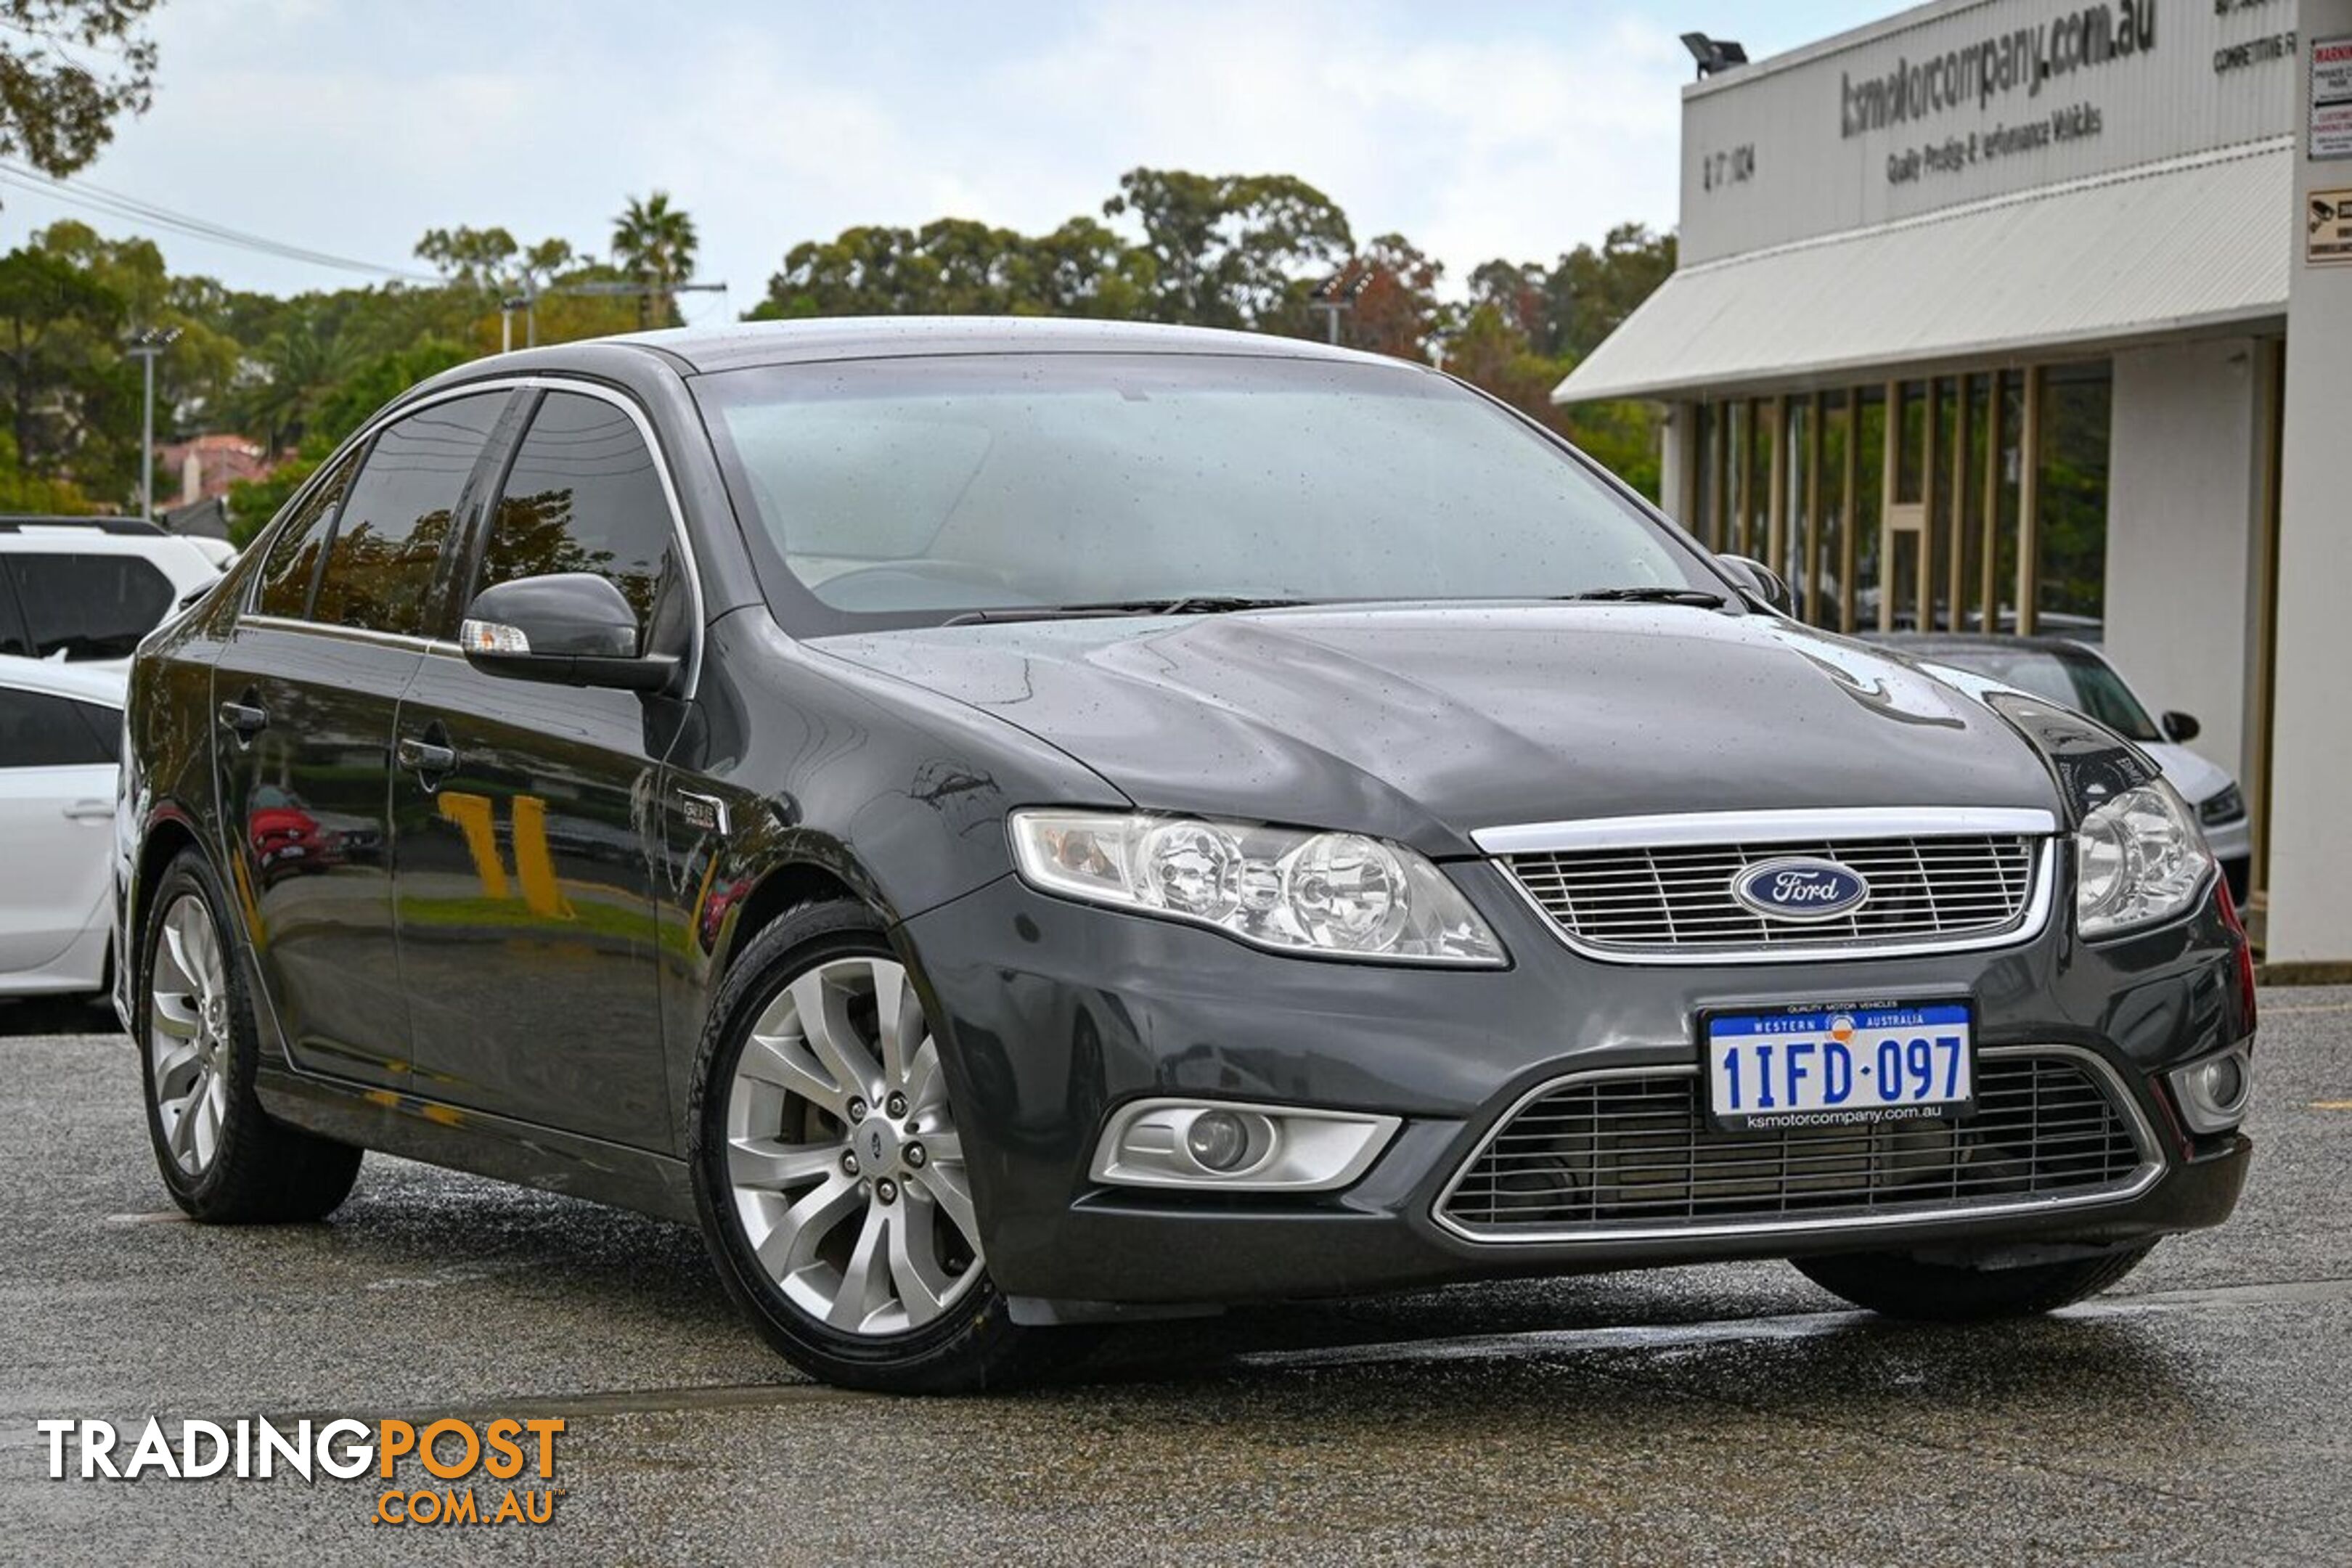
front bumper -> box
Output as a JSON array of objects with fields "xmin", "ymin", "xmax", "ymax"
[{"xmin": 899, "ymin": 865, "xmax": 2255, "ymax": 1307}]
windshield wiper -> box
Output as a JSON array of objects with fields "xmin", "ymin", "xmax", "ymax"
[
  {"xmin": 1557, "ymin": 586, "xmax": 1731, "ymax": 608},
  {"xmin": 944, "ymin": 595, "xmax": 1307, "ymax": 626}
]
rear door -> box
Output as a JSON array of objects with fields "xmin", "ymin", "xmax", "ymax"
[
  {"xmin": 0, "ymin": 683, "xmax": 118, "ymax": 973},
  {"xmin": 213, "ymin": 391, "xmax": 513, "ymax": 1087},
  {"xmin": 390, "ymin": 388, "xmax": 689, "ymax": 1144}
]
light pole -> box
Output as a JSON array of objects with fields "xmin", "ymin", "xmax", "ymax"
[
  {"xmin": 125, "ymin": 327, "xmax": 180, "ymax": 523},
  {"xmin": 1308, "ymin": 269, "xmax": 1373, "ymax": 346}
]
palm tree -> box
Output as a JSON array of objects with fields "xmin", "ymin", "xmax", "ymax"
[
  {"xmin": 227, "ymin": 306, "xmax": 359, "ymax": 454},
  {"xmin": 611, "ymin": 192, "xmax": 700, "ymax": 329}
]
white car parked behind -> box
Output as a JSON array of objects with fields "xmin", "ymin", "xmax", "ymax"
[
  {"xmin": 0, "ymin": 657, "xmax": 126, "ymax": 1000},
  {"xmin": 0, "ymin": 516, "xmax": 224, "ymax": 671},
  {"xmin": 1882, "ymin": 634, "xmax": 2254, "ymax": 906}
]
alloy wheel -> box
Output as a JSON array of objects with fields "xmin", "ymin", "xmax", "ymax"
[
  {"xmin": 150, "ymin": 892, "xmax": 232, "ymax": 1177},
  {"xmin": 724, "ymin": 954, "xmax": 983, "ymax": 1336}
]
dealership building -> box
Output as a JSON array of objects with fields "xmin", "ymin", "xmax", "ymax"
[{"xmin": 1559, "ymin": 0, "xmax": 2352, "ymax": 968}]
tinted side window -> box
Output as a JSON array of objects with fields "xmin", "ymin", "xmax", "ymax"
[
  {"xmin": 0, "ymin": 688, "xmax": 118, "ymax": 768},
  {"xmin": 480, "ymin": 392, "xmax": 675, "ymax": 632},
  {"xmin": 0, "ymin": 571, "xmax": 28, "ymax": 657},
  {"xmin": 256, "ymin": 452, "xmax": 357, "ymax": 619},
  {"xmin": 314, "ymin": 393, "xmax": 507, "ymax": 636},
  {"xmin": 4, "ymin": 555, "xmax": 175, "ymax": 660}
]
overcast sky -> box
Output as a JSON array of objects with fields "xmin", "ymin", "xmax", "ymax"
[{"xmin": 1, "ymin": 1, "xmax": 1889, "ymax": 314}]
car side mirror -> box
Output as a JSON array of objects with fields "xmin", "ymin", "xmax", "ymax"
[
  {"xmin": 1718, "ymin": 553, "xmax": 1793, "ymax": 615},
  {"xmin": 2161, "ymin": 710, "xmax": 2201, "ymax": 743},
  {"xmin": 460, "ymin": 573, "xmax": 677, "ymax": 693}
]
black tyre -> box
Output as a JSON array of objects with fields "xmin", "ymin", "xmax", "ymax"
[
  {"xmin": 138, "ymin": 848, "xmax": 362, "ymax": 1222},
  {"xmin": 1792, "ymin": 1242, "xmax": 2155, "ymax": 1321},
  {"xmin": 688, "ymin": 900, "xmax": 1061, "ymax": 1393}
]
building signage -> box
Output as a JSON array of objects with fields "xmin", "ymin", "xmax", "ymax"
[
  {"xmin": 1839, "ymin": 1, "xmax": 2157, "ymax": 138},
  {"xmin": 1681, "ymin": 0, "xmax": 2298, "ymax": 266},
  {"xmin": 2314, "ymin": 36, "xmax": 2352, "ymax": 159},
  {"xmin": 2309, "ymin": 188, "xmax": 2352, "ymax": 266}
]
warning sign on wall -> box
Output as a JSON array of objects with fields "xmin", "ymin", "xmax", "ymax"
[
  {"xmin": 2316, "ymin": 36, "xmax": 2352, "ymax": 160},
  {"xmin": 2311, "ymin": 189, "xmax": 2352, "ymax": 266}
]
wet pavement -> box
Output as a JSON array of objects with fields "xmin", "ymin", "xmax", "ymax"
[{"xmin": 4, "ymin": 987, "xmax": 2348, "ymax": 1564}]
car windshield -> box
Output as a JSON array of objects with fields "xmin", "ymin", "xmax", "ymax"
[
  {"xmin": 694, "ymin": 353, "xmax": 1717, "ymax": 630},
  {"xmin": 1922, "ymin": 644, "xmax": 2161, "ymax": 742}
]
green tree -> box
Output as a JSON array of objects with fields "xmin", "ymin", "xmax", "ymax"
[
  {"xmin": 750, "ymin": 216, "xmax": 1153, "ymax": 322},
  {"xmin": 36, "ymin": 219, "xmax": 240, "ymax": 425},
  {"xmin": 1535, "ymin": 222, "xmax": 1676, "ymax": 361},
  {"xmin": 223, "ymin": 335, "xmax": 470, "ymax": 545},
  {"xmin": 1339, "ymin": 233, "xmax": 1444, "ymax": 362},
  {"xmin": 0, "ymin": 422, "xmax": 94, "ymax": 510},
  {"xmin": 222, "ymin": 301, "xmax": 359, "ymax": 457},
  {"xmin": 1103, "ymin": 168, "xmax": 1352, "ymax": 332},
  {"xmin": 1011, "ymin": 216, "xmax": 1153, "ymax": 319},
  {"xmin": 414, "ymin": 224, "xmax": 523, "ymax": 291},
  {"xmin": 0, "ymin": 241, "xmax": 130, "ymax": 497},
  {"xmin": 611, "ymin": 191, "xmax": 698, "ymax": 329},
  {"xmin": 0, "ymin": 0, "xmax": 162, "ymax": 183}
]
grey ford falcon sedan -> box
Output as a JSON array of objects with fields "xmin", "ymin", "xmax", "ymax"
[{"xmin": 115, "ymin": 319, "xmax": 2253, "ymax": 1391}]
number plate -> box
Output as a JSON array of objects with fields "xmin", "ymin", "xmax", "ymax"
[{"xmin": 1704, "ymin": 1002, "xmax": 1973, "ymax": 1132}]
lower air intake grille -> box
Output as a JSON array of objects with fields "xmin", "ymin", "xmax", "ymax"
[{"xmin": 1439, "ymin": 1050, "xmax": 2152, "ymax": 1239}]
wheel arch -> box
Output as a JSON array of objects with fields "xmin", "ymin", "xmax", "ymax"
[
  {"xmin": 713, "ymin": 858, "xmax": 865, "ymax": 982},
  {"xmin": 128, "ymin": 805, "xmax": 214, "ymax": 978}
]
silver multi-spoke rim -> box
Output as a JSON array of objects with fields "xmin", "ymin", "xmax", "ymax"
[
  {"xmin": 725, "ymin": 954, "xmax": 983, "ymax": 1336},
  {"xmin": 150, "ymin": 893, "xmax": 232, "ymax": 1177}
]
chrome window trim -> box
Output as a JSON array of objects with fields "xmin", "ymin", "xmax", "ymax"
[
  {"xmin": 234, "ymin": 374, "xmax": 707, "ymax": 699},
  {"xmin": 1432, "ymin": 1042, "xmax": 2163, "ymax": 1247},
  {"xmin": 238, "ymin": 613, "xmax": 439, "ymax": 653},
  {"xmin": 1471, "ymin": 806, "xmax": 2060, "ymax": 856}
]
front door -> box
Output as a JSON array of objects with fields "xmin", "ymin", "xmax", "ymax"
[
  {"xmin": 215, "ymin": 391, "xmax": 511, "ymax": 1087},
  {"xmin": 390, "ymin": 388, "xmax": 688, "ymax": 1147}
]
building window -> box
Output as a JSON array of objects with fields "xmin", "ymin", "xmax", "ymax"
[{"xmin": 2037, "ymin": 361, "xmax": 2112, "ymax": 632}]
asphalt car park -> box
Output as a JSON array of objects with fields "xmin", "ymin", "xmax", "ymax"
[{"xmin": 4, "ymin": 988, "xmax": 2346, "ymax": 1565}]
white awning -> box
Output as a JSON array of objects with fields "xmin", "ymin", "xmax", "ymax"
[{"xmin": 1553, "ymin": 140, "xmax": 2292, "ymax": 404}]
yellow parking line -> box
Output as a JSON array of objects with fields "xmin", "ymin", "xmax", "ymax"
[{"xmin": 2311, "ymin": 1101, "xmax": 2352, "ymax": 1111}]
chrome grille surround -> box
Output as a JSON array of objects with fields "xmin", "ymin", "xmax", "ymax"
[
  {"xmin": 1474, "ymin": 807, "xmax": 2060, "ymax": 965},
  {"xmin": 1434, "ymin": 1045, "xmax": 2159, "ymax": 1246}
]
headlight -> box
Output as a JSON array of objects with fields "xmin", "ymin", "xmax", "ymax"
[
  {"xmin": 1010, "ymin": 809, "xmax": 1506, "ymax": 965},
  {"xmin": 2075, "ymin": 781, "xmax": 2215, "ymax": 939},
  {"xmin": 2197, "ymin": 783, "xmax": 2245, "ymax": 828}
]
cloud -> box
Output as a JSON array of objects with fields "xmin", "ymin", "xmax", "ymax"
[
  {"xmin": 8, "ymin": 0, "xmax": 1704, "ymax": 306},
  {"xmin": 981, "ymin": 3, "xmax": 1689, "ymax": 278}
]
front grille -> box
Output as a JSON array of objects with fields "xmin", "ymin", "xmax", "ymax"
[
  {"xmin": 1503, "ymin": 834, "xmax": 2041, "ymax": 958},
  {"xmin": 1439, "ymin": 1050, "xmax": 2152, "ymax": 1240}
]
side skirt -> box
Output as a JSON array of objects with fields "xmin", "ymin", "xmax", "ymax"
[{"xmin": 255, "ymin": 1063, "xmax": 698, "ymax": 1225}]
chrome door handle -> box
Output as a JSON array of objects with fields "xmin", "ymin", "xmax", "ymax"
[
  {"xmin": 219, "ymin": 700, "xmax": 269, "ymax": 740},
  {"xmin": 396, "ymin": 737, "xmax": 457, "ymax": 774}
]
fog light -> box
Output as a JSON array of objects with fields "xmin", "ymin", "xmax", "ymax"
[
  {"xmin": 1090, "ymin": 1099, "xmax": 1402, "ymax": 1192},
  {"xmin": 1185, "ymin": 1111, "xmax": 1253, "ymax": 1172},
  {"xmin": 2167, "ymin": 1045, "xmax": 2253, "ymax": 1135},
  {"xmin": 2197, "ymin": 1055, "xmax": 2247, "ymax": 1110}
]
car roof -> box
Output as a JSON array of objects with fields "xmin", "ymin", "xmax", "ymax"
[
  {"xmin": 0, "ymin": 653, "xmax": 129, "ymax": 707},
  {"xmin": 0, "ymin": 514, "xmax": 165, "ymax": 536},
  {"xmin": 427, "ymin": 315, "xmax": 1414, "ymax": 380},
  {"xmin": 0, "ymin": 526, "xmax": 223, "ymax": 581}
]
